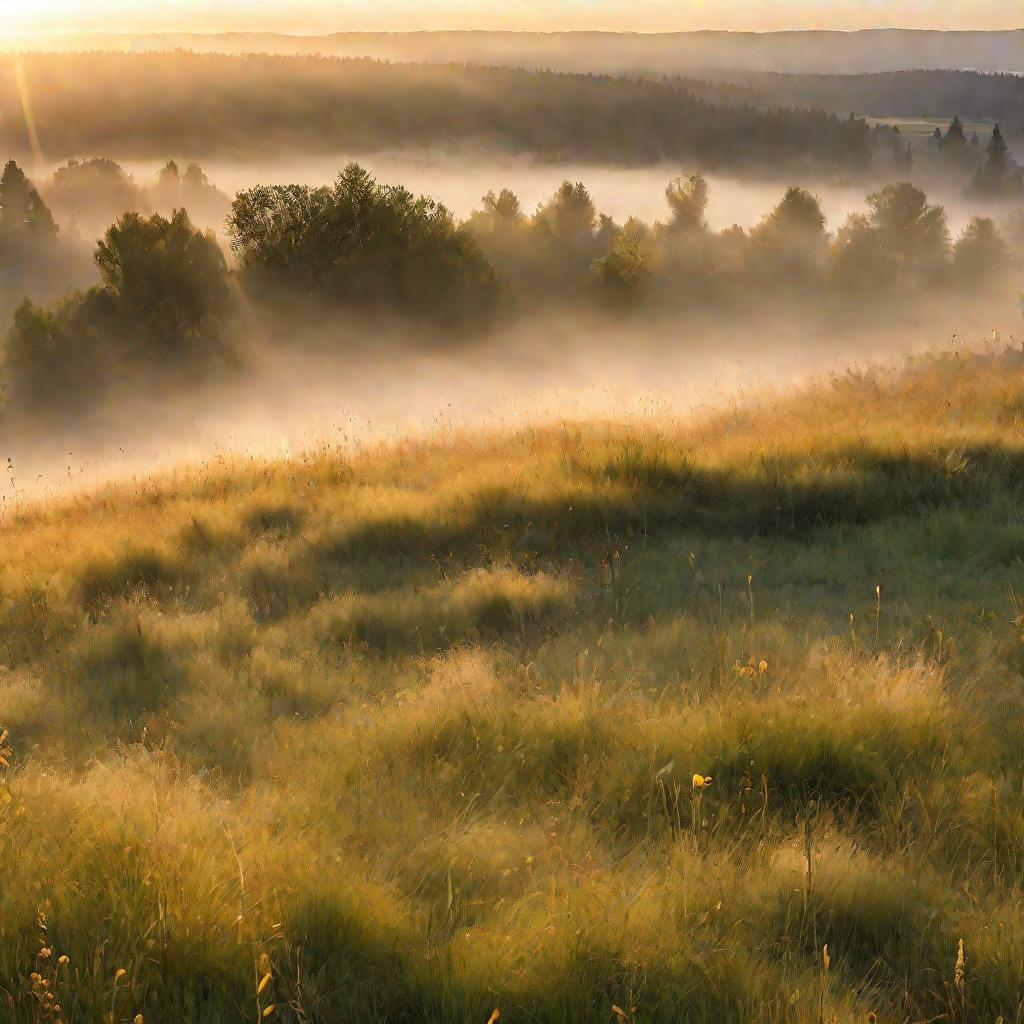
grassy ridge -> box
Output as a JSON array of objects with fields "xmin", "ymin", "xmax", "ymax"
[{"xmin": 3, "ymin": 346, "xmax": 1024, "ymax": 1022}]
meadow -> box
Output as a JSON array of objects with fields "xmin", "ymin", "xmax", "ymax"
[
  {"xmin": 864, "ymin": 117, "xmax": 994, "ymax": 149},
  {"xmin": 3, "ymin": 341, "xmax": 1024, "ymax": 1023}
]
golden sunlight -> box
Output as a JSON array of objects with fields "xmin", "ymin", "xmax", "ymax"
[
  {"xmin": 0, "ymin": 0, "xmax": 1019, "ymax": 34},
  {"xmin": 0, "ymin": 6, "xmax": 1022, "ymax": 1024}
]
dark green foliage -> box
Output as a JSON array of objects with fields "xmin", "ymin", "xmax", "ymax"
[
  {"xmin": 931, "ymin": 114, "xmax": 982, "ymax": 179},
  {"xmin": 653, "ymin": 178, "xmax": 738, "ymax": 304},
  {"xmin": 533, "ymin": 181, "xmax": 599, "ymax": 249},
  {"xmin": 463, "ymin": 189, "xmax": 534, "ymax": 302},
  {"xmin": 3, "ymin": 289, "xmax": 116, "ymax": 412},
  {"xmin": 2, "ymin": 209, "xmax": 232, "ymax": 413},
  {"xmin": 469, "ymin": 182, "xmax": 614, "ymax": 307},
  {"xmin": 227, "ymin": 163, "xmax": 496, "ymax": 324},
  {"xmin": 828, "ymin": 183, "xmax": 965, "ymax": 291},
  {"xmin": 95, "ymin": 209, "xmax": 231, "ymax": 356}
]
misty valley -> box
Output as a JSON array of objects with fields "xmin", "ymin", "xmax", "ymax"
[
  {"xmin": 1, "ymin": 28, "xmax": 1024, "ymax": 1024},
  {"xmin": 1, "ymin": 131, "xmax": 1022, "ymax": 441}
]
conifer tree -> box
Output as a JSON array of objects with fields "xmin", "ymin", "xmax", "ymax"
[
  {"xmin": 986, "ymin": 123, "xmax": 1009, "ymax": 171},
  {"xmin": 942, "ymin": 115, "xmax": 967, "ymax": 148},
  {"xmin": 0, "ymin": 160, "xmax": 56, "ymax": 236},
  {"xmin": 972, "ymin": 123, "xmax": 1014, "ymax": 196}
]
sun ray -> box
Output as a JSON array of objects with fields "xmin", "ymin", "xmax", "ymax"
[{"xmin": 12, "ymin": 57, "xmax": 45, "ymax": 171}]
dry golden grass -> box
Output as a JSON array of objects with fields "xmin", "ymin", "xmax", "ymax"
[{"xmin": 2, "ymin": 344, "xmax": 1024, "ymax": 1021}]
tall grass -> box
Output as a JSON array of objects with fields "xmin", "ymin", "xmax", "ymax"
[{"xmin": 2, "ymin": 344, "xmax": 1024, "ymax": 1021}]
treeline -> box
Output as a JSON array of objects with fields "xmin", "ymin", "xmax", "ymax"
[
  {"xmin": 0, "ymin": 52, "xmax": 874, "ymax": 170},
  {"xmin": 2, "ymin": 158, "xmax": 1022, "ymax": 419},
  {"xmin": 0, "ymin": 162, "xmax": 93, "ymax": 325},
  {"xmin": 934, "ymin": 118, "xmax": 1022, "ymax": 199},
  {"xmin": 2, "ymin": 166, "xmax": 232, "ymax": 416},
  {"xmin": 43, "ymin": 157, "xmax": 230, "ymax": 238},
  {"xmin": 21, "ymin": 29, "xmax": 1024, "ymax": 77},
  {"xmin": 872, "ymin": 116, "xmax": 1024, "ymax": 200},
  {"xmin": 226, "ymin": 164, "xmax": 1023, "ymax": 314},
  {"xmin": 717, "ymin": 70, "xmax": 1024, "ymax": 137},
  {"xmin": 0, "ymin": 158, "xmax": 230, "ymax": 324}
]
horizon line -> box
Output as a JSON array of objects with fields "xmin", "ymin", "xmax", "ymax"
[{"xmin": 7, "ymin": 26, "xmax": 1024, "ymax": 38}]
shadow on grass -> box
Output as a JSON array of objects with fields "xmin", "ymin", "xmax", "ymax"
[{"xmin": 307, "ymin": 441, "xmax": 1024, "ymax": 578}]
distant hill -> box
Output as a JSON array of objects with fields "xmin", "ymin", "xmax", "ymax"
[
  {"xmin": 0, "ymin": 52, "xmax": 874, "ymax": 170},
  {"xmin": 7, "ymin": 28, "xmax": 1024, "ymax": 75}
]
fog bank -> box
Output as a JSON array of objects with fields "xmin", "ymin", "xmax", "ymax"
[{"xmin": 3, "ymin": 300, "xmax": 1018, "ymax": 508}]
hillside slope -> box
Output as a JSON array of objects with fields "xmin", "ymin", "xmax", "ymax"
[{"xmin": 3, "ymin": 345, "xmax": 1024, "ymax": 1021}]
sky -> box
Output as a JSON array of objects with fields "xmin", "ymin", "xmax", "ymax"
[{"xmin": 0, "ymin": 0, "xmax": 1020, "ymax": 35}]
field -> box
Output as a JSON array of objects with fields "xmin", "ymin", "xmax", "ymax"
[
  {"xmin": 864, "ymin": 116, "xmax": 994, "ymax": 148},
  {"xmin": 4, "ymin": 343, "xmax": 1024, "ymax": 1023}
]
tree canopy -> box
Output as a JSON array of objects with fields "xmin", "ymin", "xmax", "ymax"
[{"xmin": 227, "ymin": 163, "xmax": 496, "ymax": 324}]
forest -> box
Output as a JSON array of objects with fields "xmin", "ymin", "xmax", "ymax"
[
  {"xmin": 702, "ymin": 69, "xmax": 1024, "ymax": 133},
  {"xmin": 0, "ymin": 52, "xmax": 876, "ymax": 169}
]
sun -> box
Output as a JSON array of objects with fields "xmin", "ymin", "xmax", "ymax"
[
  {"xmin": 0, "ymin": 0, "xmax": 36, "ymax": 33},
  {"xmin": 0, "ymin": 0, "xmax": 121, "ymax": 35}
]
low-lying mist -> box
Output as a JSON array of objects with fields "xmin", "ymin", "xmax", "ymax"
[
  {"xmin": 3, "ymin": 149, "xmax": 1021, "ymax": 511},
  {"xmin": 3, "ymin": 296, "xmax": 1017, "ymax": 508}
]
